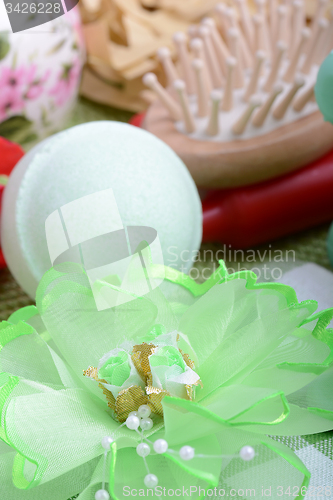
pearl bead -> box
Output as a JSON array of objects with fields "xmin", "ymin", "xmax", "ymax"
[
  {"xmin": 126, "ymin": 415, "xmax": 140, "ymax": 430},
  {"xmin": 129, "ymin": 411, "xmax": 139, "ymax": 417},
  {"xmin": 179, "ymin": 445, "xmax": 195, "ymax": 460},
  {"xmin": 138, "ymin": 404, "xmax": 151, "ymax": 419},
  {"xmin": 144, "ymin": 474, "xmax": 158, "ymax": 488},
  {"xmin": 95, "ymin": 489, "xmax": 110, "ymax": 500},
  {"xmin": 153, "ymin": 438, "xmax": 168, "ymax": 454},
  {"xmin": 240, "ymin": 445, "xmax": 255, "ymax": 461},
  {"xmin": 140, "ymin": 417, "xmax": 153, "ymax": 431},
  {"xmin": 136, "ymin": 442, "xmax": 151, "ymax": 457},
  {"xmin": 101, "ymin": 436, "xmax": 114, "ymax": 450}
]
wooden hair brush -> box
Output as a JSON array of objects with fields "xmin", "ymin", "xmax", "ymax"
[{"xmin": 141, "ymin": 0, "xmax": 333, "ymax": 189}]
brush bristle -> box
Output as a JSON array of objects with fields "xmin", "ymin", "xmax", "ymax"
[{"xmin": 143, "ymin": 0, "xmax": 331, "ymax": 138}]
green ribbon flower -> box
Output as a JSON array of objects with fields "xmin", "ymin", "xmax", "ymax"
[
  {"xmin": 99, "ymin": 350, "xmax": 131, "ymax": 385},
  {"xmin": 0, "ymin": 260, "xmax": 332, "ymax": 500},
  {"xmin": 96, "ymin": 348, "xmax": 145, "ymax": 400}
]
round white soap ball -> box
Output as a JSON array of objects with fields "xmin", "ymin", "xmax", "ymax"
[{"xmin": 1, "ymin": 122, "xmax": 202, "ymax": 298}]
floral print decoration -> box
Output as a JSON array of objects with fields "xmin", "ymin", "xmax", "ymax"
[{"xmin": 0, "ymin": 7, "xmax": 85, "ymax": 143}]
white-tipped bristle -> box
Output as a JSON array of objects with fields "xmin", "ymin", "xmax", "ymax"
[
  {"xmin": 211, "ymin": 89, "xmax": 223, "ymax": 101},
  {"xmin": 188, "ymin": 25, "xmax": 198, "ymax": 38},
  {"xmin": 190, "ymin": 36, "xmax": 213, "ymax": 93},
  {"xmin": 173, "ymin": 79, "xmax": 196, "ymax": 133},
  {"xmin": 244, "ymin": 50, "xmax": 265, "ymax": 102},
  {"xmin": 276, "ymin": 5, "xmax": 289, "ymax": 45},
  {"xmin": 222, "ymin": 57, "xmax": 236, "ymax": 111},
  {"xmin": 318, "ymin": 18, "xmax": 329, "ymax": 29},
  {"xmin": 255, "ymin": 0, "xmax": 266, "ymax": 8},
  {"xmin": 174, "ymin": 32, "xmax": 196, "ymax": 95},
  {"xmin": 302, "ymin": 18, "xmax": 329, "ymax": 74},
  {"xmin": 173, "ymin": 32, "xmax": 187, "ymax": 44},
  {"xmin": 263, "ymin": 40, "xmax": 286, "ymax": 93},
  {"xmin": 293, "ymin": 84, "xmax": 315, "ymax": 112},
  {"xmin": 306, "ymin": 0, "xmax": 329, "ymax": 52},
  {"xmin": 273, "ymin": 75, "xmax": 305, "ymax": 120},
  {"xmin": 226, "ymin": 56, "xmax": 237, "ymax": 67},
  {"xmin": 173, "ymin": 79, "xmax": 186, "ymax": 91},
  {"xmin": 256, "ymin": 50, "xmax": 266, "ymax": 61},
  {"xmin": 269, "ymin": 0, "xmax": 278, "ymax": 42},
  {"xmin": 198, "ymin": 25, "xmax": 210, "ymax": 37},
  {"xmin": 192, "ymin": 58, "xmax": 209, "ymax": 118},
  {"xmin": 206, "ymin": 91, "xmax": 221, "ymax": 136},
  {"xmin": 215, "ymin": 2, "xmax": 225, "ymax": 13},
  {"xmin": 143, "ymin": 73, "xmax": 182, "ymax": 122},
  {"xmin": 301, "ymin": 27, "xmax": 311, "ymax": 39},
  {"xmin": 142, "ymin": 73, "xmax": 157, "ymax": 86},
  {"xmin": 225, "ymin": 6, "xmax": 237, "ymax": 27},
  {"xmin": 252, "ymin": 83, "xmax": 283, "ymax": 127},
  {"xmin": 157, "ymin": 46, "xmax": 179, "ymax": 87},
  {"xmin": 228, "ymin": 27, "xmax": 244, "ymax": 89},
  {"xmin": 253, "ymin": 14, "xmax": 265, "ymax": 51},
  {"xmin": 277, "ymin": 5, "xmax": 287, "ymax": 15},
  {"xmin": 192, "ymin": 58, "xmax": 204, "ymax": 70},
  {"xmin": 232, "ymin": 96, "xmax": 261, "ymax": 135},
  {"xmin": 235, "ymin": 0, "xmax": 255, "ymax": 50},
  {"xmin": 250, "ymin": 95, "xmax": 262, "ymax": 107},
  {"xmin": 253, "ymin": 14, "xmax": 263, "ymax": 25},
  {"xmin": 157, "ymin": 47, "xmax": 170, "ymax": 60},
  {"xmin": 276, "ymin": 40, "xmax": 287, "ymax": 52},
  {"xmin": 228, "ymin": 27, "xmax": 239, "ymax": 40},
  {"xmin": 199, "ymin": 25, "xmax": 224, "ymax": 88},
  {"xmin": 273, "ymin": 82, "xmax": 284, "ymax": 94},
  {"xmin": 202, "ymin": 17, "xmax": 215, "ymax": 28},
  {"xmin": 155, "ymin": 3, "xmax": 321, "ymax": 140},
  {"xmin": 294, "ymin": 74, "xmax": 306, "ymax": 87},
  {"xmin": 190, "ymin": 38, "xmax": 203, "ymax": 51},
  {"xmin": 206, "ymin": 16, "xmax": 230, "ymax": 76}
]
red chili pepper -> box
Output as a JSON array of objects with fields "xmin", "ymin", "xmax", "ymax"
[
  {"xmin": 202, "ymin": 150, "xmax": 333, "ymax": 248},
  {"xmin": 0, "ymin": 137, "xmax": 25, "ymax": 268}
]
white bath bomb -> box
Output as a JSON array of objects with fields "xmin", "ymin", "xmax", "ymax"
[{"xmin": 1, "ymin": 121, "xmax": 202, "ymax": 298}]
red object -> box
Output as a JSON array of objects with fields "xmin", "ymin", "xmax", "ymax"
[
  {"xmin": 202, "ymin": 150, "xmax": 333, "ymax": 248},
  {"xmin": 131, "ymin": 112, "xmax": 333, "ymax": 248},
  {"xmin": 0, "ymin": 249, "xmax": 5, "ymax": 268},
  {"xmin": 0, "ymin": 137, "xmax": 25, "ymax": 268},
  {"xmin": 129, "ymin": 113, "xmax": 146, "ymax": 128},
  {"xmin": 0, "ymin": 137, "xmax": 25, "ymax": 176}
]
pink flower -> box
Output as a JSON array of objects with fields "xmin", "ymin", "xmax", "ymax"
[
  {"xmin": 0, "ymin": 88, "xmax": 25, "ymax": 121},
  {"xmin": 25, "ymin": 65, "xmax": 51, "ymax": 100},
  {"xmin": 0, "ymin": 66, "xmax": 27, "ymax": 91},
  {"xmin": 49, "ymin": 60, "xmax": 81, "ymax": 106}
]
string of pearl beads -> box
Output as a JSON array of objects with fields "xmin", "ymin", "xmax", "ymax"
[{"xmin": 95, "ymin": 405, "xmax": 255, "ymax": 499}]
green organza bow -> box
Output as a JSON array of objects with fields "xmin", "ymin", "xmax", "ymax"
[{"xmin": 0, "ymin": 260, "xmax": 333, "ymax": 500}]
